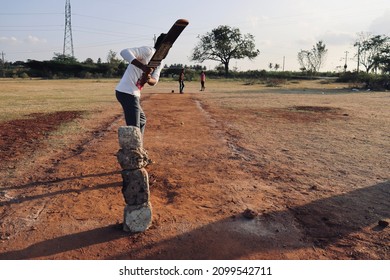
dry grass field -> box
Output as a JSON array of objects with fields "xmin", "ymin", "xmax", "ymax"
[{"xmin": 0, "ymin": 78, "xmax": 389, "ymax": 260}]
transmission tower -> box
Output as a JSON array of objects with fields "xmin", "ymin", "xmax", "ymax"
[{"xmin": 63, "ymin": 0, "xmax": 74, "ymax": 57}]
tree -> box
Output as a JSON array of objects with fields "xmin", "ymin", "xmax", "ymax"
[
  {"xmin": 311, "ymin": 41, "xmax": 327, "ymax": 72},
  {"xmin": 52, "ymin": 52, "xmax": 78, "ymax": 64},
  {"xmin": 191, "ymin": 25, "xmax": 260, "ymax": 77},
  {"xmin": 378, "ymin": 45, "xmax": 390, "ymax": 73},
  {"xmin": 106, "ymin": 50, "xmax": 121, "ymax": 65},
  {"xmin": 354, "ymin": 33, "xmax": 390, "ymax": 73},
  {"xmin": 297, "ymin": 50, "xmax": 310, "ymax": 73},
  {"xmin": 83, "ymin": 58, "xmax": 94, "ymax": 65},
  {"xmin": 297, "ymin": 40, "xmax": 328, "ymax": 74},
  {"xmin": 106, "ymin": 50, "xmax": 122, "ymax": 77}
]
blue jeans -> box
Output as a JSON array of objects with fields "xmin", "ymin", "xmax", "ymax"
[{"xmin": 116, "ymin": 91, "xmax": 146, "ymax": 135}]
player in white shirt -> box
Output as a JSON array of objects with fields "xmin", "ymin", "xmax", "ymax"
[{"xmin": 115, "ymin": 33, "xmax": 166, "ymax": 136}]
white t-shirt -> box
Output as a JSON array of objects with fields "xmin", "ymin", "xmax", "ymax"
[{"xmin": 115, "ymin": 46, "xmax": 164, "ymax": 98}]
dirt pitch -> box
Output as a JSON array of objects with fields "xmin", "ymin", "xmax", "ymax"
[{"xmin": 0, "ymin": 79, "xmax": 389, "ymax": 260}]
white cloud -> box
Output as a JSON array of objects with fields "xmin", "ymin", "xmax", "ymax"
[
  {"xmin": 0, "ymin": 36, "xmax": 19, "ymax": 45},
  {"xmin": 24, "ymin": 35, "xmax": 47, "ymax": 45},
  {"xmin": 0, "ymin": 35, "xmax": 47, "ymax": 46}
]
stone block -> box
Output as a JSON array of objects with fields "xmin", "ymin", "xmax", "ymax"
[
  {"xmin": 121, "ymin": 168, "xmax": 149, "ymax": 205},
  {"xmin": 117, "ymin": 147, "xmax": 149, "ymax": 170},
  {"xmin": 118, "ymin": 126, "xmax": 143, "ymax": 149},
  {"xmin": 123, "ymin": 202, "xmax": 152, "ymax": 232}
]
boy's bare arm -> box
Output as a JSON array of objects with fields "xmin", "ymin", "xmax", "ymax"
[
  {"xmin": 131, "ymin": 58, "xmax": 157, "ymax": 86},
  {"xmin": 131, "ymin": 59, "xmax": 153, "ymax": 74}
]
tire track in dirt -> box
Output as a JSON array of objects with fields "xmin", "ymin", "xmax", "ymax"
[{"xmin": 0, "ymin": 110, "xmax": 124, "ymax": 250}]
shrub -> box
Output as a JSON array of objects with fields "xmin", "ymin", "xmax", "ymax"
[{"xmin": 337, "ymin": 72, "xmax": 390, "ymax": 90}]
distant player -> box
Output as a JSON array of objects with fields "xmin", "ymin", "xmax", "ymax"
[
  {"xmin": 179, "ymin": 68, "xmax": 185, "ymax": 94},
  {"xmin": 200, "ymin": 70, "xmax": 206, "ymax": 91}
]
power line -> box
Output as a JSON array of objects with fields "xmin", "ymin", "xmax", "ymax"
[
  {"xmin": 72, "ymin": 13, "xmax": 157, "ymax": 29},
  {"xmin": 0, "ymin": 25, "xmax": 63, "ymax": 28},
  {"xmin": 73, "ymin": 26, "xmax": 151, "ymax": 38},
  {"xmin": 0, "ymin": 29, "xmax": 63, "ymax": 32},
  {"xmin": 0, "ymin": 12, "xmax": 63, "ymax": 15}
]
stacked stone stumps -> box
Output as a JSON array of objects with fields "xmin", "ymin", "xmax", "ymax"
[{"xmin": 117, "ymin": 126, "xmax": 152, "ymax": 232}]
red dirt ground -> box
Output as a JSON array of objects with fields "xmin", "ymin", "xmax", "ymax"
[{"xmin": 0, "ymin": 88, "xmax": 389, "ymax": 260}]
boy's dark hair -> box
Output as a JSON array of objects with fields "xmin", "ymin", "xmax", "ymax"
[{"xmin": 154, "ymin": 33, "xmax": 166, "ymax": 49}]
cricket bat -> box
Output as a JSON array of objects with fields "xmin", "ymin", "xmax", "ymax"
[{"xmin": 148, "ymin": 19, "xmax": 189, "ymax": 68}]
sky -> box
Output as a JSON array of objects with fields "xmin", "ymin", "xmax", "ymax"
[{"xmin": 1, "ymin": 0, "xmax": 390, "ymax": 72}]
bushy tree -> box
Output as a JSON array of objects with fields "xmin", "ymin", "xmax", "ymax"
[
  {"xmin": 52, "ymin": 52, "xmax": 78, "ymax": 64},
  {"xmin": 354, "ymin": 33, "xmax": 390, "ymax": 73},
  {"xmin": 83, "ymin": 58, "xmax": 94, "ymax": 65},
  {"xmin": 378, "ymin": 45, "xmax": 390, "ymax": 73},
  {"xmin": 191, "ymin": 25, "xmax": 260, "ymax": 77}
]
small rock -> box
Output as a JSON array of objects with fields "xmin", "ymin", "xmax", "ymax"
[
  {"xmin": 378, "ymin": 220, "xmax": 389, "ymax": 228},
  {"xmin": 242, "ymin": 208, "xmax": 258, "ymax": 219}
]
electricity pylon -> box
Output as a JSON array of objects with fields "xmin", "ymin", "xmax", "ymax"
[{"xmin": 63, "ymin": 0, "xmax": 74, "ymax": 57}]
